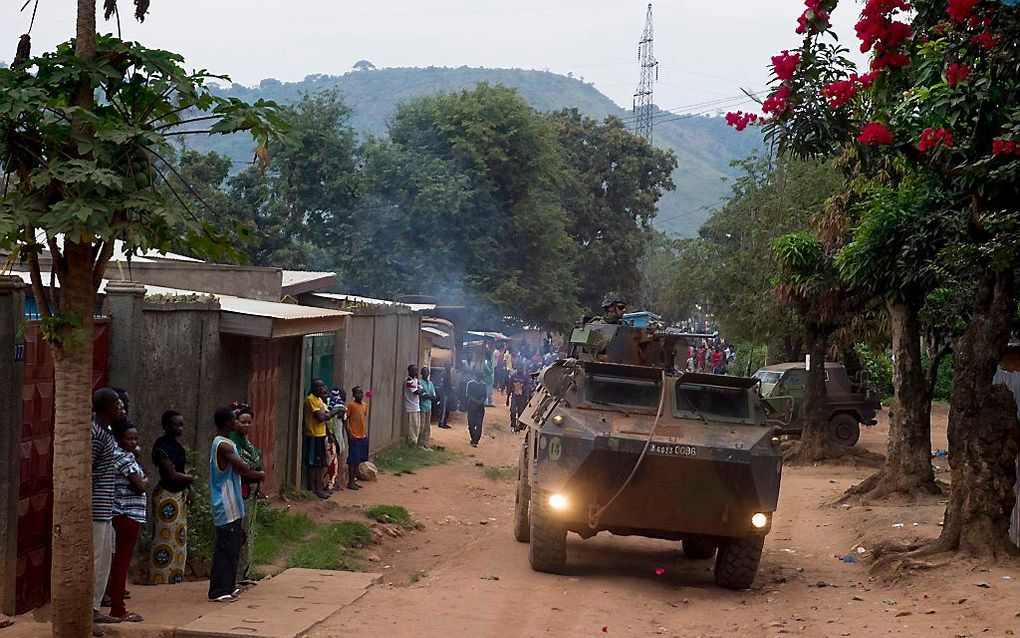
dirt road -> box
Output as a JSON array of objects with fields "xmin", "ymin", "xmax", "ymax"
[{"xmin": 300, "ymin": 402, "xmax": 1019, "ymax": 638}]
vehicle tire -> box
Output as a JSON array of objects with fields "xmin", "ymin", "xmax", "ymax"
[
  {"xmin": 682, "ymin": 538, "xmax": 716, "ymax": 559},
  {"xmin": 528, "ymin": 496, "xmax": 567, "ymax": 573},
  {"xmin": 513, "ymin": 438, "xmax": 531, "ymax": 543},
  {"xmin": 827, "ymin": 413, "xmax": 861, "ymax": 447},
  {"xmin": 714, "ymin": 536, "xmax": 764, "ymax": 590}
]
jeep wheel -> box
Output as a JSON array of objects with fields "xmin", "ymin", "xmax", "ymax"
[
  {"xmin": 714, "ymin": 536, "xmax": 764, "ymax": 590},
  {"xmin": 827, "ymin": 414, "xmax": 861, "ymax": 447},
  {"xmin": 528, "ymin": 496, "xmax": 566, "ymax": 573},
  {"xmin": 682, "ymin": 538, "xmax": 716, "ymax": 559},
  {"xmin": 513, "ymin": 438, "xmax": 531, "ymax": 543}
]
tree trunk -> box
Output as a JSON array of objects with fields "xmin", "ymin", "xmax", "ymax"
[
  {"xmin": 50, "ymin": 243, "xmax": 98, "ymax": 637},
  {"xmin": 934, "ymin": 270, "xmax": 1020, "ymax": 557},
  {"xmin": 847, "ymin": 300, "xmax": 939, "ymax": 500},
  {"xmin": 793, "ymin": 329, "xmax": 834, "ymax": 461}
]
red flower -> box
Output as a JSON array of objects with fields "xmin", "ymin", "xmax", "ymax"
[
  {"xmin": 795, "ymin": 0, "xmax": 831, "ymax": 34},
  {"xmin": 918, "ymin": 127, "xmax": 954, "ymax": 151},
  {"xmin": 947, "ymin": 0, "xmax": 981, "ymax": 22},
  {"xmin": 992, "ymin": 139, "xmax": 1020, "ymax": 157},
  {"xmin": 857, "ymin": 122, "xmax": 894, "ymax": 145},
  {"xmin": 946, "ymin": 63, "xmax": 971, "ymax": 86},
  {"xmin": 762, "ymin": 85, "xmax": 792, "ymax": 115},
  {"xmin": 871, "ymin": 52, "xmax": 911, "ymax": 70},
  {"xmin": 725, "ymin": 111, "xmax": 759, "ymax": 132},
  {"xmin": 971, "ymin": 31, "xmax": 999, "ymax": 48},
  {"xmin": 857, "ymin": 71, "xmax": 881, "ymax": 87},
  {"xmin": 771, "ymin": 50, "xmax": 801, "ymax": 81},
  {"xmin": 821, "ymin": 79, "xmax": 858, "ymax": 109}
]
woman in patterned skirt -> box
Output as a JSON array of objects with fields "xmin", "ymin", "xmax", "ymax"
[
  {"xmin": 229, "ymin": 401, "xmax": 264, "ymax": 584},
  {"xmin": 149, "ymin": 411, "xmax": 195, "ymax": 584}
]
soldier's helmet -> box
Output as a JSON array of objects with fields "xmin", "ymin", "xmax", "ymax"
[{"xmin": 601, "ymin": 293, "xmax": 627, "ymax": 310}]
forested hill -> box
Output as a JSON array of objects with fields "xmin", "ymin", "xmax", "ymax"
[{"xmin": 194, "ymin": 66, "xmax": 764, "ymax": 236}]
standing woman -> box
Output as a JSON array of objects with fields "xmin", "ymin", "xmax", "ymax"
[
  {"xmin": 229, "ymin": 402, "xmax": 264, "ymax": 584},
  {"xmin": 109, "ymin": 418, "xmax": 147, "ymax": 621},
  {"xmin": 150, "ymin": 411, "xmax": 195, "ymax": 585}
]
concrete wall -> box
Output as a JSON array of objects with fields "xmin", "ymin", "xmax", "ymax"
[
  {"xmin": 131, "ymin": 301, "xmax": 249, "ymax": 475},
  {"xmin": 106, "ymin": 261, "xmax": 282, "ymax": 301},
  {"xmin": 0, "ymin": 277, "xmax": 25, "ymax": 614},
  {"xmin": 340, "ymin": 311, "xmax": 421, "ymax": 453},
  {"xmin": 274, "ymin": 336, "xmax": 304, "ymax": 489}
]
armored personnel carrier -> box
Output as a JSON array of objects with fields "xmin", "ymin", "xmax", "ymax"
[{"xmin": 512, "ymin": 321, "xmax": 785, "ymax": 589}]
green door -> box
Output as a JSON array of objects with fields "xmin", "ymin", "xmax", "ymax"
[{"xmin": 303, "ymin": 334, "xmax": 335, "ymax": 391}]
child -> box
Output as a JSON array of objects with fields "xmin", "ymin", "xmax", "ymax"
[{"xmin": 345, "ymin": 387, "xmax": 370, "ymax": 490}]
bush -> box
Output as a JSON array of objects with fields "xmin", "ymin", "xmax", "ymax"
[
  {"xmin": 287, "ymin": 521, "xmax": 373, "ymax": 571},
  {"xmin": 855, "ymin": 343, "xmax": 893, "ymax": 401},
  {"xmin": 364, "ymin": 504, "xmax": 415, "ymax": 527},
  {"xmin": 730, "ymin": 343, "xmax": 767, "ymax": 377},
  {"xmin": 374, "ymin": 444, "xmax": 456, "ymax": 475}
]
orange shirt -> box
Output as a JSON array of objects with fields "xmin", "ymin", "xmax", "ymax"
[{"xmin": 347, "ymin": 401, "xmax": 368, "ymax": 439}]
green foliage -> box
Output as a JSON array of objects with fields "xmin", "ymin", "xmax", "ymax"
[
  {"xmin": 930, "ymin": 354, "xmax": 954, "ymax": 403},
  {"xmin": 548, "ymin": 109, "xmax": 677, "ymax": 311},
  {"xmin": 0, "ymin": 36, "xmax": 286, "ymax": 261},
  {"xmin": 731, "ymin": 343, "xmax": 768, "ymax": 378},
  {"xmin": 373, "ymin": 444, "xmax": 456, "ymax": 475},
  {"xmin": 189, "ymin": 66, "xmax": 764, "ymax": 236},
  {"xmin": 854, "ymin": 343, "xmax": 893, "ymax": 401},
  {"xmin": 287, "ymin": 521, "xmax": 373, "ymax": 571},
  {"xmin": 836, "ymin": 179, "xmax": 964, "ymax": 303},
  {"xmin": 482, "ymin": 465, "xmax": 517, "ymax": 482},
  {"xmin": 363, "ymin": 504, "xmax": 415, "ymax": 527},
  {"xmin": 251, "ymin": 502, "xmax": 316, "ymax": 566},
  {"xmin": 186, "ymin": 482, "xmax": 215, "ymax": 561},
  {"xmin": 38, "ymin": 311, "xmax": 85, "ymax": 350}
]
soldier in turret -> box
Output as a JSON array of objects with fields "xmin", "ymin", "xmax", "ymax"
[{"xmin": 599, "ymin": 294, "xmax": 628, "ymax": 325}]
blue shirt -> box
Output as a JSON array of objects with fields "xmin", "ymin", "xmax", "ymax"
[
  {"xmin": 112, "ymin": 447, "xmax": 147, "ymax": 524},
  {"xmin": 209, "ymin": 435, "xmax": 245, "ymax": 526},
  {"xmin": 419, "ymin": 378, "xmax": 436, "ymax": 412}
]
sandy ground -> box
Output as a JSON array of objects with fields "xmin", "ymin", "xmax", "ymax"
[{"xmin": 9, "ymin": 402, "xmax": 1019, "ymax": 638}]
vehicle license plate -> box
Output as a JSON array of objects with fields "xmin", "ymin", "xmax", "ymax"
[{"xmin": 649, "ymin": 443, "xmax": 697, "ymax": 457}]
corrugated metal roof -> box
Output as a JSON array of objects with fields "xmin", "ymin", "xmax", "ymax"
[
  {"xmin": 422, "ymin": 326, "xmax": 450, "ymax": 338},
  {"xmin": 282, "ymin": 270, "xmax": 336, "ymax": 287},
  {"xmin": 310, "ymin": 292, "xmax": 436, "ymax": 312},
  {"xmin": 27, "ymin": 233, "xmax": 202, "ymax": 263},
  {"xmin": 142, "ymin": 284, "xmax": 349, "ymax": 320}
]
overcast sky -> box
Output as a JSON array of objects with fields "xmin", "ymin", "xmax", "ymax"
[{"xmin": 2, "ymin": 0, "xmax": 866, "ymax": 114}]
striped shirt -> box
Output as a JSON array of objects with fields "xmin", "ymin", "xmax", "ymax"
[
  {"xmin": 112, "ymin": 447, "xmax": 147, "ymax": 524},
  {"xmin": 91, "ymin": 421, "xmax": 118, "ymax": 521},
  {"xmin": 209, "ymin": 435, "xmax": 245, "ymax": 526}
]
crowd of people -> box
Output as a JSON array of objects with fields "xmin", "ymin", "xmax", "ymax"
[
  {"xmin": 90, "ymin": 388, "xmax": 268, "ymax": 636},
  {"xmin": 685, "ymin": 337, "xmax": 736, "ymax": 375}
]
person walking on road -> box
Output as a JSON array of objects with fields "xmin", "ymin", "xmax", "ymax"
[
  {"xmin": 508, "ymin": 364, "xmax": 534, "ymax": 431},
  {"xmin": 465, "ymin": 376, "xmax": 487, "ymax": 447},
  {"xmin": 404, "ymin": 364, "xmax": 424, "ymax": 447},
  {"xmin": 208, "ymin": 407, "xmax": 264, "ymax": 602},
  {"xmin": 482, "ymin": 355, "xmax": 495, "ymax": 407},
  {"xmin": 436, "ymin": 363, "xmax": 454, "ymax": 429},
  {"xmin": 418, "ymin": 367, "xmax": 437, "ymax": 450}
]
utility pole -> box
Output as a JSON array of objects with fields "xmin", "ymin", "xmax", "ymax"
[{"xmin": 633, "ymin": 3, "xmax": 658, "ymax": 142}]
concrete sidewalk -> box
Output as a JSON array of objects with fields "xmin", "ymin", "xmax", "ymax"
[{"xmin": 6, "ymin": 569, "xmax": 380, "ymax": 638}]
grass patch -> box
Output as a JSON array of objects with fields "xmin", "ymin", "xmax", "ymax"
[
  {"xmin": 374, "ymin": 443, "xmax": 456, "ymax": 475},
  {"xmin": 287, "ymin": 521, "xmax": 374, "ymax": 571},
  {"xmin": 252, "ymin": 502, "xmax": 316, "ymax": 565},
  {"xmin": 483, "ymin": 465, "xmax": 517, "ymax": 482},
  {"xmin": 364, "ymin": 504, "xmax": 415, "ymax": 528}
]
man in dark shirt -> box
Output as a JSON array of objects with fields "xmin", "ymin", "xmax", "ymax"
[
  {"xmin": 465, "ymin": 376, "xmax": 487, "ymax": 447},
  {"xmin": 436, "ymin": 363, "xmax": 454, "ymax": 429}
]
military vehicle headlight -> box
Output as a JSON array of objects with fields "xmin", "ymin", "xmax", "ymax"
[
  {"xmin": 551, "ymin": 414, "xmax": 564, "ymax": 425},
  {"xmin": 548, "ymin": 493, "xmax": 569, "ymax": 511},
  {"xmin": 751, "ymin": 512, "xmax": 769, "ymax": 529}
]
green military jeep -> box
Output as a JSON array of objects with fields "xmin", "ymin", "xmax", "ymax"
[{"xmin": 752, "ymin": 361, "xmax": 881, "ymax": 447}]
